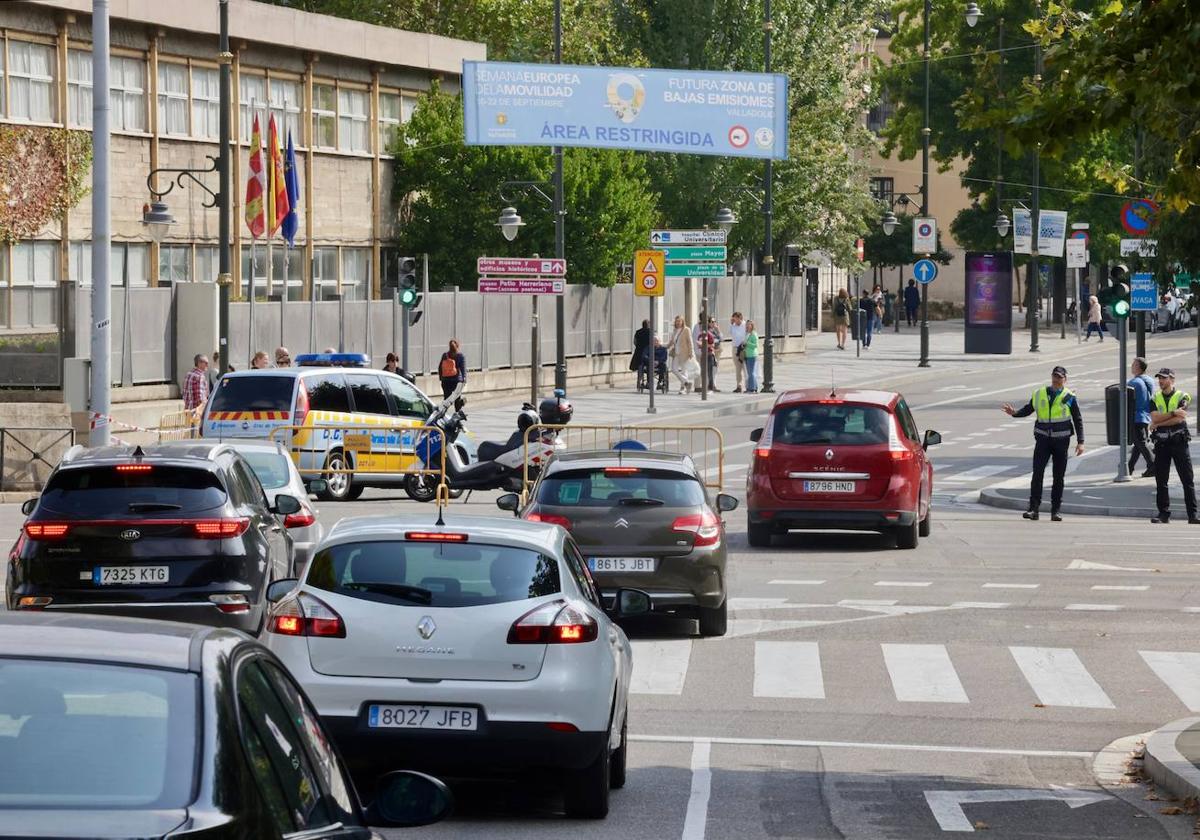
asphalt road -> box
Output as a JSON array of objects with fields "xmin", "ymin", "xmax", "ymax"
[{"xmin": 2, "ymin": 326, "xmax": 1198, "ymax": 839}]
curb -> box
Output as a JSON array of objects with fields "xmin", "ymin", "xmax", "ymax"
[
  {"xmin": 1144, "ymin": 717, "xmax": 1200, "ymax": 802},
  {"xmin": 977, "ymin": 487, "xmax": 1160, "ymax": 519}
]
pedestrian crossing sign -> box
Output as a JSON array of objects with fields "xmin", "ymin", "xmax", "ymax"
[{"xmin": 634, "ymin": 249, "xmax": 665, "ymax": 297}]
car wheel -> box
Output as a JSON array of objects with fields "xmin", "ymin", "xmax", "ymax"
[
  {"xmin": 747, "ymin": 521, "xmax": 773, "ymax": 547},
  {"xmin": 404, "ymin": 473, "xmax": 438, "ymax": 503},
  {"xmin": 895, "ymin": 517, "xmax": 919, "ymax": 550},
  {"xmin": 918, "ymin": 505, "xmax": 931, "ymax": 537},
  {"xmin": 319, "ymin": 450, "xmax": 353, "ymax": 502},
  {"xmin": 697, "ymin": 600, "xmax": 728, "ymax": 637},
  {"xmin": 344, "ymin": 482, "xmax": 365, "ymax": 501},
  {"xmin": 564, "ymin": 728, "xmax": 611, "ymax": 819},
  {"xmin": 610, "ymin": 712, "xmax": 628, "ymax": 790}
]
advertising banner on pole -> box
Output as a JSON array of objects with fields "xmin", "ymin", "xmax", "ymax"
[
  {"xmin": 462, "ymin": 61, "xmax": 789, "ymax": 160},
  {"xmin": 1012, "ymin": 208, "xmax": 1033, "ymax": 255},
  {"xmin": 1066, "ymin": 238, "xmax": 1088, "ymax": 269},
  {"xmin": 1037, "ymin": 209, "xmax": 1068, "ymax": 257},
  {"xmin": 964, "ymin": 251, "xmax": 1013, "ymax": 355}
]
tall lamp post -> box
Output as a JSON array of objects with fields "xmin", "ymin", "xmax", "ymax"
[
  {"xmin": 552, "ymin": 0, "xmax": 567, "ymax": 392},
  {"xmin": 497, "ymin": 185, "xmax": 557, "ymax": 404}
]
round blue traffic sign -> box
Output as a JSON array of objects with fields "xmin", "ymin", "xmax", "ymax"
[{"xmin": 914, "ymin": 258, "xmax": 938, "ymax": 285}]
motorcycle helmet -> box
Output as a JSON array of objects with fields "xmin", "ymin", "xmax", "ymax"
[
  {"xmin": 538, "ymin": 391, "xmax": 573, "ymax": 426},
  {"xmin": 516, "ymin": 405, "xmax": 539, "ymax": 433}
]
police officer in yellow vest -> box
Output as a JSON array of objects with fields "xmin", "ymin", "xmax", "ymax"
[
  {"xmin": 1002, "ymin": 366, "xmax": 1085, "ymax": 521},
  {"xmin": 1148, "ymin": 367, "xmax": 1198, "ymax": 524}
]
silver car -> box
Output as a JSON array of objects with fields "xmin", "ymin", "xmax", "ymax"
[{"xmin": 225, "ymin": 439, "xmax": 324, "ymax": 574}]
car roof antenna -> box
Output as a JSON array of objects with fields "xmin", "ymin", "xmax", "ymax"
[
  {"xmin": 830, "ymin": 372, "xmax": 837, "ymax": 399},
  {"xmin": 132, "ymin": 444, "xmax": 146, "ymax": 460}
]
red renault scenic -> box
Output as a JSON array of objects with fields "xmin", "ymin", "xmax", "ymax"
[{"xmin": 745, "ymin": 388, "xmax": 940, "ymax": 549}]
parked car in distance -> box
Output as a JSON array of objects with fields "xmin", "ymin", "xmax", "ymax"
[
  {"xmin": 745, "ymin": 389, "xmax": 939, "ymax": 549},
  {"xmin": 9, "ymin": 442, "xmax": 298, "ymax": 633},
  {"xmin": 499, "ymin": 450, "xmax": 737, "ymax": 637},
  {"xmin": 0, "ymin": 612, "xmax": 452, "ymax": 838},
  {"xmin": 264, "ymin": 515, "xmax": 651, "ymax": 819}
]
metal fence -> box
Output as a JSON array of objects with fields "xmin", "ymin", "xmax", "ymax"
[{"xmin": 0, "ymin": 426, "xmax": 75, "ymax": 491}]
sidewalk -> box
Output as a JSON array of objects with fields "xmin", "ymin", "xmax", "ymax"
[
  {"xmin": 978, "ymin": 442, "xmax": 1200, "ymax": 519},
  {"xmin": 1144, "ymin": 717, "xmax": 1200, "ymax": 804}
]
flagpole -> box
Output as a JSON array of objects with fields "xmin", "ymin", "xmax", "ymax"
[{"xmin": 264, "ymin": 102, "xmax": 274, "ymax": 303}]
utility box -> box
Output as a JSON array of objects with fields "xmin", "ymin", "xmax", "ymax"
[{"xmin": 1105, "ymin": 383, "xmax": 1135, "ymax": 445}]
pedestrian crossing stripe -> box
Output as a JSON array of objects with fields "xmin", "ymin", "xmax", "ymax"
[{"xmin": 630, "ymin": 641, "xmax": 1200, "ymax": 713}]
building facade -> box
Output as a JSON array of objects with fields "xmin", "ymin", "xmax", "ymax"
[{"xmin": 0, "ymin": 0, "xmax": 485, "ymax": 331}]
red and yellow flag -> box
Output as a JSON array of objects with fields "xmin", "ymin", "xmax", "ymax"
[
  {"xmin": 267, "ymin": 114, "xmax": 290, "ymax": 236},
  {"xmin": 244, "ymin": 115, "xmax": 265, "ymax": 239}
]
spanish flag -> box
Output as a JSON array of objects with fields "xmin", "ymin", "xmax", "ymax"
[
  {"xmin": 267, "ymin": 114, "xmax": 290, "ymax": 236},
  {"xmin": 244, "ymin": 115, "xmax": 265, "ymax": 239}
]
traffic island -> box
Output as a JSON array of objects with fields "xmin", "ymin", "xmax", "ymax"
[{"xmin": 1143, "ymin": 717, "xmax": 1200, "ymax": 804}]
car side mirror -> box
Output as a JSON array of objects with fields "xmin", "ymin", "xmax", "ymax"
[
  {"xmin": 923, "ymin": 430, "xmax": 942, "ymax": 450},
  {"xmin": 716, "ymin": 493, "xmax": 739, "ymax": 513},
  {"xmin": 366, "ymin": 770, "xmax": 454, "ymax": 828},
  {"xmin": 20, "ymin": 498, "xmax": 37, "ymax": 516},
  {"xmin": 272, "ymin": 494, "xmax": 302, "ymax": 516},
  {"xmin": 266, "ymin": 578, "xmax": 299, "ymax": 603},
  {"xmin": 749, "ymin": 428, "xmax": 763, "ymax": 443},
  {"xmin": 496, "ymin": 493, "xmax": 520, "ymax": 513},
  {"xmin": 610, "ymin": 588, "xmax": 651, "ymax": 619},
  {"xmin": 306, "ymin": 479, "xmax": 328, "ymax": 497}
]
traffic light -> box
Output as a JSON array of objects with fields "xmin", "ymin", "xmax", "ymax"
[
  {"xmin": 1104, "ymin": 264, "xmax": 1131, "ymax": 319},
  {"xmin": 398, "ymin": 257, "xmax": 418, "ymax": 309}
]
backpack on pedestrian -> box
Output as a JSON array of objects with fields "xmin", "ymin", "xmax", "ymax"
[{"xmin": 439, "ymin": 354, "xmax": 458, "ymax": 379}]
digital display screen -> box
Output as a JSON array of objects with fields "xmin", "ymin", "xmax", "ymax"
[{"xmin": 965, "ymin": 252, "xmax": 1013, "ymax": 328}]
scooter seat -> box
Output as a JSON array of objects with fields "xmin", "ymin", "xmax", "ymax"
[{"xmin": 478, "ymin": 440, "xmax": 515, "ymax": 461}]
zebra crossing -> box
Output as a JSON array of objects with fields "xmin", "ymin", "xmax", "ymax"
[{"xmin": 629, "ymin": 639, "xmax": 1200, "ymax": 713}]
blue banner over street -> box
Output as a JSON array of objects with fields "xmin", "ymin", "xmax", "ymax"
[{"xmin": 462, "ymin": 61, "xmax": 789, "ymax": 160}]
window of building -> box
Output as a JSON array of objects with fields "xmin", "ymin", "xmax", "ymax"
[
  {"xmin": 239, "ymin": 73, "xmax": 267, "ymax": 142},
  {"xmin": 111, "ymin": 243, "xmax": 150, "ymax": 287},
  {"xmin": 159, "ymin": 244, "xmax": 191, "ymax": 285},
  {"xmin": 195, "ymin": 245, "xmax": 219, "ymax": 283},
  {"xmin": 312, "ymin": 247, "xmax": 338, "ymax": 299},
  {"xmin": 337, "ymin": 88, "xmax": 368, "ymax": 153},
  {"xmin": 312, "ymin": 84, "xmax": 336, "ymax": 150},
  {"xmin": 111, "ymin": 56, "xmax": 147, "ymax": 132},
  {"xmin": 867, "ymin": 88, "xmax": 894, "ymax": 135},
  {"xmin": 240, "ymin": 245, "xmax": 267, "ymax": 300},
  {"xmin": 340, "ymin": 248, "xmax": 369, "ymax": 300},
  {"xmin": 12, "ymin": 241, "xmax": 59, "ymax": 287},
  {"xmin": 271, "ymin": 247, "xmax": 303, "ymax": 300},
  {"xmin": 158, "ymin": 62, "xmax": 189, "ymax": 136},
  {"xmin": 66, "ymin": 49, "xmax": 92, "ymax": 128},
  {"xmin": 378, "ymin": 91, "xmax": 401, "ymax": 154},
  {"xmin": 9, "ymin": 41, "xmax": 56, "ymax": 123},
  {"xmin": 191, "ymin": 66, "xmax": 220, "ymax": 140},
  {"xmin": 870, "ymin": 177, "xmax": 895, "ymax": 206},
  {"xmin": 269, "ymin": 78, "xmax": 302, "ymax": 146},
  {"xmin": 69, "ymin": 241, "xmax": 92, "ymax": 286}
]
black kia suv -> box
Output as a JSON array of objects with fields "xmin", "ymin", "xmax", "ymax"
[{"xmin": 8, "ymin": 442, "xmax": 301, "ymax": 634}]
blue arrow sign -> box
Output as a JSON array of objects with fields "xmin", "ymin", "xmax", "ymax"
[{"xmin": 914, "ymin": 259, "xmax": 938, "ymax": 285}]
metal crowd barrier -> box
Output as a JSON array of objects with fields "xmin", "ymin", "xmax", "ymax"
[{"xmin": 157, "ymin": 409, "xmax": 201, "ymax": 442}]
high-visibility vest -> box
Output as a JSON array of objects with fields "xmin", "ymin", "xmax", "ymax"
[
  {"xmin": 1032, "ymin": 387, "xmax": 1075, "ymax": 437},
  {"xmin": 1152, "ymin": 389, "xmax": 1191, "ymax": 439}
]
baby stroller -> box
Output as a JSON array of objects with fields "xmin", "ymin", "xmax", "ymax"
[{"xmin": 637, "ymin": 345, "xmax": 669, "ymax": 394}]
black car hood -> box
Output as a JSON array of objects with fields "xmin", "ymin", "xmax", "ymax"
[{"xmin": 0, "ymin": 807, "xmax": 187, "ymax": 838}]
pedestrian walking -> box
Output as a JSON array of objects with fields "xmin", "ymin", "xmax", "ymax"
[
  {"xmin": 207, "ymin": 350, "xmax": 222, "ymax": 391},
  {"xmin": 1084, "ymin": 295, "xmax": 1105, "ymax": 340},
  {"xmin": 438, "ymin": 339, "xmax": 466, "ymax": 411},
  {"xmin": 702, "ymin": 316, "xmax": 722, "ymax": 392},
  {"xmin": 667, "ymin": 315, "xmax": 695, "ymax": 394},
  {"xmin": 630, "ymin": 319, "xmax": 651, "ymax": 377},
  {"xmin": 1148, "ymin": 368, "xmax": 1198, "ymax": 524},
  {"xmin": 743, "ymin": 319, "xmax": 760, "ymax": 392},
  {"xmin": 1128, "ymin": 357, "xmax": 1156, "ymax": 477},
  {"xmin": 383, "ymin": 352, "xmax": 399, "ymax": 373},
  {"xmin": 904, "ymin": 279, "xmax": 921, "ymax": 327},
  {"xmin": 251, "ymin": 350, "xmax": 271, "ymax": 369},
  {"xmin": 833, "ymin": 289, "xmax": 851, "ymax": 349},
  {"xmin": 183, "ymin": 354, "xmax": 210, "ymax": 412},
  {"xmin": 274, "ymin": 346, "xmax": 291, "ymax": 367},
  {"xmin": 729, "ymin": 312, "xmax": 747, "ymax": 392},
  {"xmin": 858, "ymin": 289, "xmax": 875, "ymax": 348},
  {"xmin": 870, "ymin": 285, "xmax": 884, "ymax": 334},
  {"xmin": 1002, "ymin": 365, "xmax": 1085, "ymax": 521}
]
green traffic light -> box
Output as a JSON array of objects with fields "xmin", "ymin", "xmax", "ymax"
[
  {"xmin": 400, "ymin": 287, "xmax": 418, "ymax": 307},
  {"xmin": 1113, "ymin": 299, "xmax": 1131, "ymax": 318}
]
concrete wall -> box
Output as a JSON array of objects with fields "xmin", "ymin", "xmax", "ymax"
[{"xmin": 175, "ymin": 282, "xmax": 219, "ymax": 388}]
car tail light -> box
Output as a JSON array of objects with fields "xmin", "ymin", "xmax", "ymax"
[
  {"xmin": 284, "ymin": 508, "xmax": 316, "ymax": 528},
  {"xmin": 268, "ymin": 591, "xmax": 346, "ymax": 638},
  {"xmin": 405, "ymin": 531, "xmax": 468, "ymax": 542},
  {"xmin": 192, "ymin": 518, "xmax": 250, "ymax": 539},
  {"xmin": 115, "ymin": 464, "xmax": 152, "ymax": 473},
  {"xmin": 294, "ymin": 384, "xmax": 310, "ymax": 429},
  {"xmin": 209, "ymin": 594, "xmax": 250, "ymax": 614},
  {"xmin": 17, "ymin": 596, "xmax": 53, "ymax": 609},
  {"xmin": 24, "ymin": 522, "xmax": 70, "ymax": 540},
  {"xmin": 545, "ymin": 722, "xmax": 579, "ymax": 733},
  {"xmin": 889, "ymin": 449, "xmax": 914, "ymax": 461},
  {"xmin": 672, "ymin": 510, "xmax": 722, "ymax": 547},
  {"xmin": 604, "ymin": 467, "xmax": 639, "ymax": 476},
  {"xmin": 818, "ymin": 399, "xmax": 843, "ymax": 404},
  {"xmin": 524, "ymin": 512, "xmax": 572, "ymax": 530},
  {"xmin": 507, "ymin": 600, "xmax": 598, "ymax": 644},
  {"xmin": 886, "ymin": 417, "xmax": 914, "ymax": 463}
]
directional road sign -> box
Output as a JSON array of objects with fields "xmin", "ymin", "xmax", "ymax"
[
  {"xmin": 652, "ymin": 245, "xmax": 727, "ymax": 262},
  {"xmin": 665, "ymin": 263, "xmax": 726, "ymax": 278},
  {"xmin": 914, "ymin": 258, "xmax": 938, "ymax": 285},
  {"xmin": 478, "ymin": 277, "xmax": 564, "ymax": 295},
  {"xmin": 1120, "ymin": 238, "xmax": 1157, "ymax": 257},
  {"xmin": 649, "ymin": 229, "xmax": 727, "ymax": 246},
  {"xmin": 1131, "ymin": 272, "xmax": 1156, "ymax": 311},
  {"xmin": 634, "ymin": 250, "xmax": 665, "ymax": 297},
  {"xmin": 477, "ymin": 257, "xmax": 566, "ymax": 276}
]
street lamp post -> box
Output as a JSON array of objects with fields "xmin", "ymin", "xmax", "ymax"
[
  {"xmin": 918, "ymin": 0, "xmax": 932, "ymax": 368},
  {"xmin": 496, "ymin": 191, "xmax": 550, "ymax": 405},
  {"xmin": 217, "ymin": 0, "xmax": 232, "ymax": 376},
  {"xmin": 552, "ymin": 0, "xmax": 567, "ymax": 393},
  {"xmin": 761, "ymin": 0, "xmax": 776, "ymax": 393},
  {"xmin": 90, "ymin": 0, "xmax": 112, "ymax": 446}
]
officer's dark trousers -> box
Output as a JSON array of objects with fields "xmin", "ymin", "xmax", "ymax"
[
  {"xmin": 1030, "ymin": 435, "xmax": 1070, "ymax": 511},
  {"xmin": 1153, "ymin": 435, "xmax": 1197, "ymax": 519},
  {"xmin": 1130, "ymin": 422, "xmax": 1154, "ymax": 472}
]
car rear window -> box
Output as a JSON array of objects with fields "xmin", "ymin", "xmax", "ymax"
[
  {"xmin": 237, "ymin": 450, "xmax": 292, "ymax": 490},
  {"xmin": 771, "ymin": 403, "xmax": 893, "ymax": 446},
  {"xmin": 39, "ymin": 466, "xmax": 227, "ymax": 515},
  {"xmin": 0, "ymin": 658, "xmax": 197, "ymax": 810},
  {"xmin": 306, "ymin": 540, "xmax": 561, "ymax": 607},
  {"xmin": 209, "ymin": 375, "xmax": 294, "ymax": 413},
  {"xmin": 536, "ymin": 467, "xmax": 705, "ymax": 507}
]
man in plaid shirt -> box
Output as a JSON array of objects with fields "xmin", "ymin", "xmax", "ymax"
[{"xmin": 183, "ymin": 354, "xmax": 210, "ymax": 411}]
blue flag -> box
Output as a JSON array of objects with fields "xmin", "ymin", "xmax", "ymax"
[{"xmin": 281, "ymin": 130, "xmax": 300, "ymax": 247}]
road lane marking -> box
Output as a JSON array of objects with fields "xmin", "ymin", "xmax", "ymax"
[
  {"xmin": 753, "ymin": 641, "xmax": 825, "ymax": 699},
  {"xmin": 924, "ymin": 788, "xmax": 1110, "ymax": 833},
  {"xmin": 768, "ymin": 579, "xmax": 826, "ymax": 585},
  {"xmin": 1139, "ymin": 651, "xmax": 1200, "ymax": 712},
  {"xmin": 882, "ymin": 644, "xmax": 969, "ymax": 703},
  {"xmin": 1068, "ymin": 559, "xmax": 1156, "ymax": 571},
  {"xmin": 681, "ymin": 739, "xmax": 711, "ymax": 840},
  {"xmin": 630, "ymin": 640, "xmax": 692, "ymax": 695},
  {"xmin": 951, "ymin": 601, "xmax": 1009, "ymax": 609},
  {"xmin": 629, "ymin": 734, "xmax": 1094, "ymax": 759},
  {"xmin": 1091, "ymin": 585, "xmax": 1149, "ymax": 591},
  {"xmin": 875, "ymin": 581, "xmax": 933, "ymax": 588},
  {"xmin": 838, "ymin": 598, "xmax": 899, "ymax": 607},
  {"xmin": 983, "ymin": 583, "xmax": 1039, "ymax": 589},
  {"xmin": 1009, "ymin": 647, "xmax": 1115, "ymax": 709},
  {"xmin": 1064, "ymin": 603, "xmax": 1124, "ymax": 611},
  {"xmin": 1183, "ymin": 607, "xmax": 1200, "ymax": 613}
]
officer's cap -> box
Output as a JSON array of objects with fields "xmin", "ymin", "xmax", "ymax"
[
  {"xmin": 1156, "ymin": 367, "xmax": 1176, "ymax": 379},
  {"xmin": 1051, "ymin": 366, "xmax": 1068, "ymax": 378}
]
